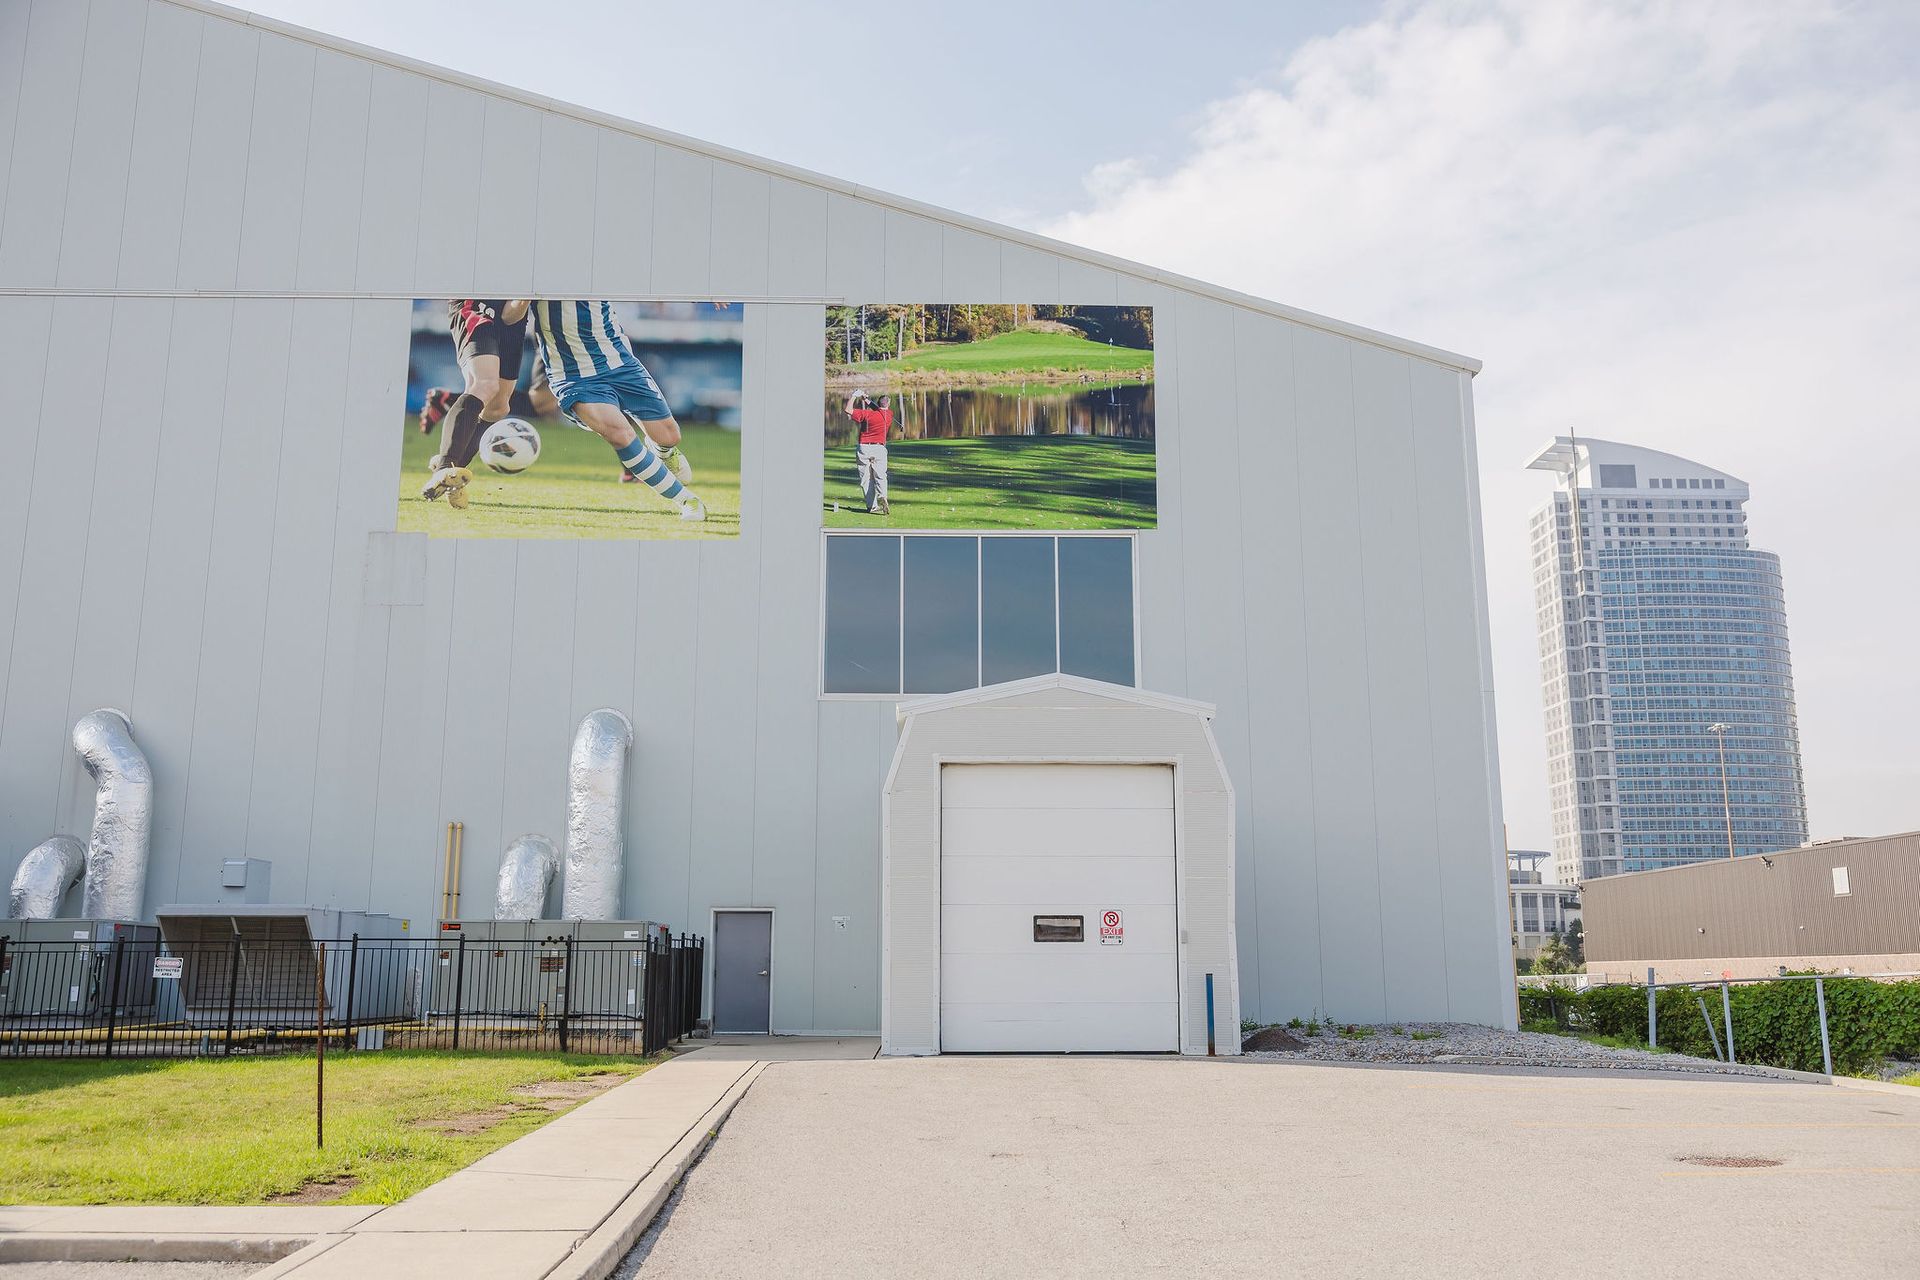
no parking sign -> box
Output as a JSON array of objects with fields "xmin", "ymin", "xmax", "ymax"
[{"xmin": 1099, "ymin": 910, "xmax": 1124, "ymax": 946}]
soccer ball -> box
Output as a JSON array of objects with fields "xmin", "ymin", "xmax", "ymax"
[{"xmin": 477, "ymin": 417, "xmax": 540, "ymax": 474}]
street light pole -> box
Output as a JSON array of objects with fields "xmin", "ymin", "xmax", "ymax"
[{"xmin": 1707, "ymin": 722, "xmax": 1734, "ymax": 859}]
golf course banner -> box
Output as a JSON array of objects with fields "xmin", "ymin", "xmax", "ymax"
[
  {"xmin": 397, "ymin": 299, "xmax": 743, "ymax": 540},
  {"xmin": 823, "ymin": 304, "xmax": 1156, "ymax": 530}
]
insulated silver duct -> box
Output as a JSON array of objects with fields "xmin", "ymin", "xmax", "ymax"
[
  {"xmin": 495, "ymin": 833, "xmax": 559, "ymax": 920},
  {"xmin": 561, "ymin": 708, "xmax": 633, "ymax": 919},
  {"xmin": 72, "ymin": 709, "xmax": 153, "ymax": 922},
  {"xmin": 8, "ymin": 835, "xmax": 86, "ymax": 919}
]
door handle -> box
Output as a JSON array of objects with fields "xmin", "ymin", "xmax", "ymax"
[{"xmin": 757, "ymin": 970, "xmax": 769, "ymax": 977}]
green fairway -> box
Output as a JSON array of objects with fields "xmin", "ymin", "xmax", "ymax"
[
  {"xmin": 823, "ymin": 436, "xmax": 1156, "ymax": 530},
  {"xmin": 0, "ymin": 1052, "xmax": 648, "ymax": 1206},
  {"xmin": 397, "ymin": 418, "xmax": 740, "ymax": 539},
  {"xmin": 879, "ymin": 328, "xmax": 1154, "ymax": 379}
]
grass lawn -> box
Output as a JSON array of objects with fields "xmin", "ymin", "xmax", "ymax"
[
  {"xmin": 0, "ymin": 1051, "xmax": 648, "ymax": 1206},
  {"xmin": 823, "ymin": 436, "xmax": 1156, "ymax": 530},
  {"xmin": 397, "ymin": 418, "xmax": 740, "ymax": 540},
  {"xmin": 1897, "ymin": 1072, "xmax": 1919, "ymax": 1087},
  {"xmin": 875, "ymin": 328, "xmax": 1153, "ymax": 379}
]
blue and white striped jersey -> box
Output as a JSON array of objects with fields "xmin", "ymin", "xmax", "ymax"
[{"xmin": 530, "ymin": 300, "xmax": 641, "ymax": 390}]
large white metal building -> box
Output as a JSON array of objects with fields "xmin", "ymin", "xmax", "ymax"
[{"xmin": 0, "ymin": 0, "xmax": 1516, "ymax": 1050}]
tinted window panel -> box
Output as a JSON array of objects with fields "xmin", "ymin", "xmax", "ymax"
[
  {"xmin": 902, "ymin": 536, "xmax": 979, "ymax": 694},
  {"xmin": 824, "ymin": 536, "xmax": 901, "ymax": 693},
  {"xmin": 1058, "ymin": 537, "xmax": 1134, "ymax": 685},
  {"xmin": 981, "ymin": 537, "xmax": 1057, "ymax": 686}
]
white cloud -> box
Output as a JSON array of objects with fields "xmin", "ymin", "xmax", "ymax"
[{"xmin": 1042, "ymin": 0, "xmax": 1920, "ymax": 848}]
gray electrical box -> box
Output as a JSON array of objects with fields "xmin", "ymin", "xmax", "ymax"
[{"xmin": 0, "ymin": 919, "xmax": 160, "ymax": 1018}]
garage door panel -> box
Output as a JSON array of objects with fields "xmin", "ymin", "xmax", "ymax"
[
  {"xmin": 940, "ymin": 763, "xmax": 1173, "ymax": 810},
  {"xmin": 940, "ymin": 1002, "xmax": 1177, "ymax": 1053},
  {"xmin": 941, "ymin": 904, "xmax": 1178, "ymax": 953},
  {"xmin": 941, "ymin": 856, "xmax": 1175, "ymax": 906},
  {"xmin": 940, "ymin": 951, "xmax": 1176, "ymax": 1003},
  {"xmin": 941, "ymin": 806, "xmax": 1174, "ymax": 859}
]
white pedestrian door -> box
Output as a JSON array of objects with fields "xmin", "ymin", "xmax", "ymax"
[{"xmin": 939, "ymin": 764, "xmax": 1178, "ymax": 1052}]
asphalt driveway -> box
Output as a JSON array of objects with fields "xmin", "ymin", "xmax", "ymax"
[{"xmin": 626, "ymin": 1056, "xmax": 1920, "ymax": 1278}]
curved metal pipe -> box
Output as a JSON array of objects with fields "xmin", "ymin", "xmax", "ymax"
[
  {"xmin": 72, "ymin": 709, "xmax": 153, "ymax": 921},
  {"xmin": 495, "ymin": 833, "xmax": 560, "ymax": 920},
  {"xmin": 561, "ymin": 709, "xmax": 633, "ymax": 919},
  {"xmin": 8, "ymin": 835, "xmax": 86, "ymax": 919}
]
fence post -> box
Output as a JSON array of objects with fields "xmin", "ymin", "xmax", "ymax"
[
  {"xmin": 1646, "ymin": 967, "xmax": 1657, "ymax": 1048},
  {"xmin": 1814, "ymin": 977, "xmax": 1834, "ymax": 1076},
  {"xmin": 676, "ymin": 935, "xmax": 690, "ymax": 1041},
  {"xmin": 224, "ymin": 935, "xmax": 242, "ymax": 1056},
  {"xmin": 314, "ymin": 941, "xmax": 326, "ymax": 1149},
  {"xmin": 102, "ymin": 935, "xmax": 126, "ymax": 1060},
  {"xmin": 1696, "ymin": 994, "xmax": 1724, "ymax": 1062},
  {"xmin": 1720, "ymin": 981, "xmax": 1735, "ymax": 1064},
  {"xmin": 559, "ymin": 937, "xmax": 572, "ymax": 1054},
  {"xmin": 342, "ymin": 935, "xmax": 359, "ymax": 1050},
  {"xmin": 451, "ymin": 933, "xmax": 467, "ymax": 1051}
]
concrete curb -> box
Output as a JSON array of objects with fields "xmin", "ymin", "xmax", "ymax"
[
  {"xmin": 0, "ymin": 1234, "xmax": 315, "ymax": 1264},
  {"xmin": 545, "ymin": 1059, "xmax": 769, "ymax": 1280}
]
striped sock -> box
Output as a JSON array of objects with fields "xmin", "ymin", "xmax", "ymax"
[{"xmin": 615, "ymin": 436, "xmax": 687, "ymax": 502}]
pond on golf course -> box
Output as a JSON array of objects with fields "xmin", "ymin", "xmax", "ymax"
[{"xmin": 822, "ymin": 382, "xmax": 1155, "ymax": 447}]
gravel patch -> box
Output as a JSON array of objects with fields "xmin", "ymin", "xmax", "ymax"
[{"xmin": 1241, "ymin": 1021, "xmax": 1780, "ymax": 1075}]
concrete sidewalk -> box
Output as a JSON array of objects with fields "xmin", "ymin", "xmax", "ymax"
[{"xmin": 0, "ymin": 1039, "xmax": 874, "ymax": 1278}]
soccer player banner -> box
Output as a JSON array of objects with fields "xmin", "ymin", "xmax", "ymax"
[
  {"xmin": 398, "ymin": 299, "xmax": 742, "ymax": 539},
  {"xmin": 822, "ymin": 304, "xmax": 1156, "ymax": 530}
]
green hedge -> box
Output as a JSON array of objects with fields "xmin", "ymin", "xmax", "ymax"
[{"xmin": 1519, "ymin": 976, "xmax": 1920, "ymax": 1075}]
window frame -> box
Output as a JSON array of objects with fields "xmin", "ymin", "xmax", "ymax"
[{"xmin": 817, "ymin": 530, "xmax": 1142, "ymax": 700}]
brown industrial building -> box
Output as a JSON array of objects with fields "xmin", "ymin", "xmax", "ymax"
[{"xmin": 1582, "ymin": 832, "xmax": 1920, "ymax": 982}]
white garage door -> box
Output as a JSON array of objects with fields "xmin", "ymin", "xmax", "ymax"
[{"xmin": 940, "ymin": 764, "xmax": 1178, "ymax": 1052}]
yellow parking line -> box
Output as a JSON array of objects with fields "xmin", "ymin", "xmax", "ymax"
[{"xmin": 1662, "ymin": 1167, "xmax": 1920, "ymax": 1178}]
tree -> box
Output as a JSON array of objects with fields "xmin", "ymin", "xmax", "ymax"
[{"xmin": 1533, "ymin": 930, "xmax": 1581, "ymax": 976}]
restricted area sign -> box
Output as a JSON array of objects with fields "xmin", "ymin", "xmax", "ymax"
[
  {"xmin": 151, "ymin": 956, "xmax": 183, "ymax": 980},
  {"xmin": 1099, "ymin": 909, "xmax": 1124, "ymax": 946}
]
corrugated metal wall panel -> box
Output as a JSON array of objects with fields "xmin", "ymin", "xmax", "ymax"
[
  {"xmin": 1585, "ymin": 834, "xmax": 1920, "ymax": 962},
  {"xmin": 55, "ymin": 0, "xmax": 148, "ymax": 291},
  {"xmin": 1292, "ymin": 327, "xmax": 1389, "ymax": 1022}
]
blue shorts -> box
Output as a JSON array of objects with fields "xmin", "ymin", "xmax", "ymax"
[{"xmin": 555, "ymin": 362, "xmax": 671, "ymax": 424}]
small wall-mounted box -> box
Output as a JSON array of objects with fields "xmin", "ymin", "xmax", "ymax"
[{"xmin": 218, "ymin": 858, "xmax": 273, "ymax": 903}]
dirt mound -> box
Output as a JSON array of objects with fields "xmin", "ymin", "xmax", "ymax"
[
  {"xmin": 1242, "ymin": 1026, "xmax": 1307, "ymax": 1053},
  {"xmin": 269, "ymin": 1175, "xmax": 361, "ymax": 1204},
  {"xmin": 509, "ymin": 1073, "xmax": 624, "ymax": 1110}
]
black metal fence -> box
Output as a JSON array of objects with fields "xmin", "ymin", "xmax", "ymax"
[{"xmin": 0, "ymin": 932, "xmax": 705, "ymax": 1059}]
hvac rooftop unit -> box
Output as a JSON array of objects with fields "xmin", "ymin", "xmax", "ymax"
[
  {"xmin": 153, "ymin": 906, "xmax": 409, "ymax": 1028},
  {"xmin": 0, "ymin": 919, "xmax": 159, "ymax": 1019},
  {"xmin": 430, "ymin": 918, "xmax": 665, "ymax": 1023}
]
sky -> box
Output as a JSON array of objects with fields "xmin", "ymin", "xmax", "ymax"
[{"xmin": 246, "ymin": 0, "xmax": 1920, "ymax": 852}]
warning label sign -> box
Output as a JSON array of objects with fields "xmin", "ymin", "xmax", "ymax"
[{"xmin": 1099, "ymin": 910, "xmax": 1124, "ymax": 946}]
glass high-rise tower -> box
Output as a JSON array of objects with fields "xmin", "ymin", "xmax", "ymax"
[{"xmin": 1526, "ymin": 438, "xmax": 1808, "ymax": 883}]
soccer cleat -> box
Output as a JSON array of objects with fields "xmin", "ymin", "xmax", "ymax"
[
  {"xmin": 421, "ymin": 463, "xmax": 473, "ymax": 504},
  {"xmin": 660, "ymin": 445, "xmax": 693, "ymax": 485},
  {"xmin": 677, "ymin": 495, "xmax": 707, "ymax": 522},
  {"xmin": 418, "ymin": 387, "xmax": 455, "ymax": 435}
]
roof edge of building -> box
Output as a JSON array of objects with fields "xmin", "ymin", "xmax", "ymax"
[
  {"xmin": 176, "ymin": 0, "xmax": 1483, "ymax": 376},
  {"xmin": 1583, "ymin": 831, "xmax": 1920, "ymax": 886}
]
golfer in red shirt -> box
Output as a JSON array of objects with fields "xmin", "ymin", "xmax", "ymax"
[{"xmin": 844, "ymin": 392, "xmax": 893, "ymax": 515}]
